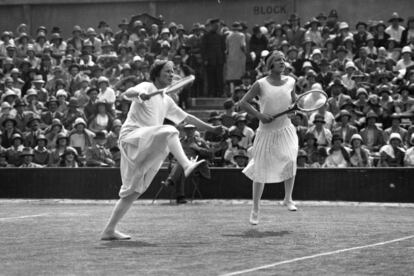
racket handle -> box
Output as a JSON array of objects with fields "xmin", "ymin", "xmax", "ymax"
[{"xmin": 272, "ymin": 108, "xmax": 295, "ymax": 119}]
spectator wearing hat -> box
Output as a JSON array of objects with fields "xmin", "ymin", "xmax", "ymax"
[
  {"xmin": 378, "ymin": 132, "xmax": 405, "ymax": 167},
  {"xmin": 85, "ymin": 130, "xmax": 115, "ymax": 167},
  {"xmin": 1, "ymin": 115, "xmax": 22, "ymax": 148},
  {"xmin": 225, "ymin": 21, "xmax": 247, "ymax": 95},
  {"xmin": 224, "ymin": 128, "xmax": 246, "ymax": 166},
  {"xmin": 85, "ymin": 27, "xmax": 102, "ymax": 55},
  {"xmin": 302, "ymin": 132, "xmax": 319, "ymax": 164},
  {"xmin": 48, "ymin": 132, "xmax": 69, "ymax": 166},
  {"xmin": 404, "ymin": 133, "xmax": 414, "ymax": 166},
  {"xmin": 106, "ymin": 119, "xmax": 122, "ymax": 149},
  {"xmin": 19, "ymin": 147, "xmax": 43, "ymax": 168},
  {"xmin": 309, "ymin": 102, "xmax": 335, "ymax": 130},
  {"xmin": 6, "ymin": 133, "xmax": 24, "ymax": 166},
  {"xmin": 340, "ymin": 61, "xmax": 357, "ymax": 92},
  {"xmin": 62, "ymin": 97, "xmax": 86, "ymax": 129},
  {"xmin": 0, "ymin": 150, "xmax": 11, "ymax": 167},
  {"xmin": 326, "ymin": 79, "xmax": 351, "ymax": 116},
  {"xmin": 300, "ymin": 38, "xmax": 316, "ymax": 61},
  {"xmin": 310, "ymin": 146, "xmax": 329, "ymax": 168},
  {"xmin": 291, "ymin": 111, "xmax": 308, "ymax": 147},
  {"xmin": 44, "ymin": 118, "xmax": 67, "ymax": 149},
  {"xmin": 330, "ymin": 46, "xmax": 351, "ymax": 73},
  {"xmin": 400, "ymin": 16, "xmax": 414, "ymax": 46},
  {"xmin": 333, "ymin": 110, "xmax": 358, "ymax": 145},
  {"xmin": 23, "ymin": 114, "xmax": 44, "ymax": 148},
  {"xmin": 304, "ymin": 17, "xmax": 323, "ymax": 47},
  {"xmin": 97, "ymin": 76, "xmax": 116, "ymax": 108},
  {"xmin": 249, "ymin": 25, "xmax": 269, "ymax": 70},
  {"xmin": 32, "ymin": 134, "xmax": 50, "ymax": 165},
  {"xmin": 374, "ymin": 21, "xmax": 391, "ymax": 48},
  {"xmin": 0, "ymin": 102, "xmax": 13, "ymax": 124},
  {"xmin": 353, "ymin": 21, "xmax": 369, "ymax": 49},
  {"xmin": 370, "ymin": 57, "xmax": 394, "ymax": 85},
  {"xmin": 26, "ymin": 44, "xmax": 41, "ymax": 69},
  {"xmin": 354, "ymin": 87, "xmax": 370, "ymax": 113},
  {"xmin": 201, "ymin": 18, "xmax": 226, "ymax": 97},
  {"xmin": 360, "ymin": 111, "xmax": 385, "ymax": 152},
  {"xmin": 69, "ymin": 117, "xmax": 94, "ymax": 155},
  {"xmin": 171, "ymin": 24, "xmax": 188, "ymax": 55},
  {"xmin": 268, "ymin": 24, "xmax": 287, "ymax": 51},
  {"xmin": 306, "ymin": 114, "xmax": 332, "ymax": 147},
  {"xmin": 354, "ymin": 47, "xmax": 376, "ymax": 74},
  {"xmin": 12, "ymin": 99, "xmax": 31, "ymax": 131},
  {"xmin": 395, "ymin": 85, "xmax": 414, "ymax": 114},
  {"xmin": 66, "ymin": 25, "xmax": 83, "ymax": 55},
  {"xmin": 220, "ymin": 99, "xmax": 237, "ymax": 127},
  {"xmin": 88, "ymin": 99, "xmax": 114, "ymax": 133},
  {"xmin": 50, "ymin": 33, "xmax": 67, "ymax": 62},
  {"xmin": 84, "ymin": 87, "xmax": 99, "ymax": 120},
  {"xmin": 383, "ymin": 113, "xmax": 408, "ymax": 143},
  {"xmin": 41, "ymin": 96, "xmax": 64, "ymax": 126},
  {"xmin": 33, "ymin": 31, "xmax": 50, "ymax": 56},
  {"xmin": 58, "ymin": 146, "xmax": 83, "ymax": 168},
  {"xmin": 324, "ymin": 134, "xmax": 350, "ymax": 168},
  {"xmin": 229, "ymin": 113, "xmax": 254, "ymax": 150},
  {"xmin": 385, "ymin": 12, "xmax": 405, "ymax": 44},
  {"xmin": 297, "ymin": 149, "xmax": 310, "ymax": 168},
  {"xmin": 395, "ymin": 46, "xmax": 414, "ymax": 71},
  {"xmin": 114, "ymin": 18, "xmax": 130, "ymax": 48},
  {"xmin": 54, "ymin": 89, "xmax": 68, "ymax": 114},
  {"xmin": 30, "ymin": 75, "xmax": 48, "ymax": 103},
  {"xmin": 73, "ymin": 75, "xmax": 91, "ymax": 109},
  {"xmin": 315, "ymin": 59, "xmax": 333, "ymax": 90},
  {"xmin": 349, "ymin": 134, "xmax": 370, "ymax": 167},
  {"xmin": 286, "ymin": 14, "xmax": 305, "ymax": 47}
]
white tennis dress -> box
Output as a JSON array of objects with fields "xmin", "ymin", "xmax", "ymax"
[
  {"xmin": 243, "ymin": 76, "xmax": 299, "ymax": 183},
  {"xmin": 118, "ymin": 82, "xmax": 187, "ymax": 198}
]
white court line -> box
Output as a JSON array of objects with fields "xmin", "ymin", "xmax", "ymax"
[
  {"xmin": 0, "ymin": 213, "xmax": 49, "ymax": 221},
  {"xmin": 220, "ymin": 235, "xmax": 414, "ymax": 276}
]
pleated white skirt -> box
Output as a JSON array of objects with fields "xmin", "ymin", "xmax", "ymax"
[
  {"xmin": 118, "ymin": 125, "xmax": 178, "ymax": 198},
  {"xmin": 243, "ymin": 124, "xmax": 298, "ymax": 183}
]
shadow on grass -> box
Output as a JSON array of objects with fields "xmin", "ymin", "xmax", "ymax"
[
  {"xmin": 223, "ymin": 229, "xmax": 292, "ymax": 238},
  {"xmin": 97, "ymin": 240, "xmax": 158, "ymax": 248}
]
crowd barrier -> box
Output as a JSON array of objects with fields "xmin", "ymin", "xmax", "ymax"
[{"xmin": 0, "ymin": 168, "xmax": 413, "ymax": 202}]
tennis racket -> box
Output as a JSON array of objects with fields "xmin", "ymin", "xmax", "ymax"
[
  {"xmin": 147, "ymin": 75, "xmax": 195, "ymax": 97},
  {"xmin": 272, "ymin": 89, "xmax": 328, "ymax": 119}
]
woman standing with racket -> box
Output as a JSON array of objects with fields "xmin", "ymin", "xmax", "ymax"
[
  {"xmin": 101, "ymin": 60, "xmax": 223, "ymax": 240},
  {"xmin": 240, "ymin": 50, "xmax": 299, "ymax": 225}
]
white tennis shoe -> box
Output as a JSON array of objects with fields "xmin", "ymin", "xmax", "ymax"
[
  {"xmin": 249, "ymin": 211, "xmax": 259, "ymax": 225},
  {"xmin": 184, "ymin": 157, "xmax": 206, "ymax": 178},
  {"xmin": 282, "ymin": 200, "xmax": 298, "ymax": 211}
]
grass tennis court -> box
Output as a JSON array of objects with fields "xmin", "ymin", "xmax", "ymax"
[{"xmin": 0, "ymin": 200, "xmax": 413, "ymax": 275}]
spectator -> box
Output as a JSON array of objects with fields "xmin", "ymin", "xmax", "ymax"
[
  {"xmin": 404, "ymin": 133, "xmax": 414, "ymax": 166},
  {"xmin": 88, "ymin": 100, "xmax": 114, "ymax": 133},
  {"xmin": 400, "ymin": 16, "xmax": 414, "ymax": 46},
  {"xmin": 374, "ymin": 21, "xmax": 390, "ymax": 48},
  {"xmin": 58, "ymin": 146, "xmax": 83, "ymax": 168},
  {"xmin": 286, "ymin": 14, "xmax": 305, "ymax": 47},
  {"xmin": 106, "ymin": 119, "xmax": 121, "ymax": 149},
  {"xmin": 84, "ymin": 87, "xmax": 99, "ymax": 120},
  {"xmin": 68, "ymin": 117, "xmax": 94, "ymax": 155},
  {"xmin": 6, "ymin": 133, "xmax": 24, "ymax": 166},
  {"xmin": 19, "ymin": 147, "xmax": 43, "ymax": 168},
  {"xmin": 85, "ymin": 130, "xmax": 115, "ymax": 167},
  {"xmin": 310, "ymin": 146, "xmax": 329, "ymax": 168},
  {"xmin": 324, "ymin": 134, "xmax": 350, "ymax": 167},
  {"xmin": 378, "ymin": 132, "xmax": 405, "ymax": 167},
  {"xmin": 224, "ymin": 128, "xmax": 245, "ymax": 166},
  {"xmin": 384, "ymin": 113, "xmax": 408, "ymax": 143},
  {"xmin": 333, "ymin": 109, "xmax": 358, "ymax": 146},
  {"xmin": 360, "ymin": 111, "xmax": 385, "ymax": 152},
  {"xmin": 49, "ymin": 132, "xmax": 69, "ymax": 166},
  {"xmin": 349, "ymin": 134, "xmax": 370, "ymax": 167},
  {"xmin": 33, "ymin": 134, "xmax": 50, "ymax": 166},
  {"xmin": 385, "ymin": 12, "xmax": 405, "ymax": 44},
  {"xmin": 221, "ymin": 99, "xmax": 237, "ymax": 128},
  {"xmin": 229, "ymin": 114, "xmax": 254, "ymax": 150},
  {"xmin": 233, "ymin": 149, "xmax": 250, "ymax": 168},
  {"xmin": 23, "ymin": 114, "xmax": 43, "ymax": 148},
  {"xmin": 302, "ymin": 132, "xmax": 319, "ymax": 164},
  {"xmin": 395, "ymin": 46, "xmax": 414, "ymax": 71},
  {"xmin": 297, "ymin": 149, "xmax": 309, "ymax": 168},
  {"xmin": 0, "ymin": 150, "xmax": 10, "ymax": 167},
  {"xmin": 306, "ymin": 114, "xmax": 332, "ymax": 147},
  {"xmin": 201, "ymin": 18, "xmax": 226, "ymax": 97},
  {"xmin": 1, "ymin": 115, "xmax": 22, "ymax": 148},
  {"xmin": 225, "ymin": 22, "xmax": 246, "ymax": 95}
]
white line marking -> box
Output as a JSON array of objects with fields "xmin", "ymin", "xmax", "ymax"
[
  {"xmin": 0, "ymin": 213, "xmax": 49, "ymax": 221},
  {"xmin": 220, "ymin": 235, "xmax": 414, "ymax": 276}
]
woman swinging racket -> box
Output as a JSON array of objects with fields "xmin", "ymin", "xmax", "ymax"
[
  {"xmin": 239, "ymin": 51, "xmax": 299, "ymax": 225},
  {"xmin": 101, "ymin": 60, "xmax": 224, "ymax": 240}
]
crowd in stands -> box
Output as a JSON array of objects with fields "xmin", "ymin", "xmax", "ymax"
[{"xmin": 0, "ymin": 9, "xmax": 414, "ymax": 168}]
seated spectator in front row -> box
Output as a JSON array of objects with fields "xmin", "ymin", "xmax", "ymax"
[
  {"xmin": 33, "ymin": 134, "xmax": 50, "ymax": 166},
  {"xmin": 404, "ymin": 133, "xmax": 414, "ymax": 167},
  {"xmin": 297, "ymin": 149, "xmax": 310, "ymax": 168},
  {"xmin": 324, "ymin": 134, "xmax": 350, "ymax": 168},
  {"xmin": 58, "ymin": 146, "xmax": 83, "ymax": 168},
  {"xmin": 349, "ymin": 134, "xmax": 370, "ymax": 167},
  {"xmin": 378, "ymin": 133, "xmax": 405, "ymax": 167},
  {"xmin": 85, "ymin": 130, "xmax": 115, "ymax": 167},
  {"xmin": 6, "ymin": 133, "xmax": 24, "ymax": 167},
  {"xmin": 49, "ymin": 132, "xmax": 69, "ymax": 167},
  {"xmin": 310, "ymin": 147, "xmax": 329, "ymax": 168},
  {"xmin": 224, "ymin": 129, "xmax": 246, "ymax": 166},
  {"xmin": 19, "ymin": 147, "xmax": 43, "ymax": 168},
  {"xmin": 69, "ymin": 117, "xmax": 95, "ymax": 155}
]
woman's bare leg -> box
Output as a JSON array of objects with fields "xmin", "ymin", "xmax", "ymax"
[
  {"xmin": 101, "ymin": 191, "xmax": 141, "ymax": 240},
  {"xmin": 250, "ymin": 181, "xmax": 264, "ymax": 225},
  {"xmin": 283, "ymin": 176, "xmax": 297, "ymax": 211}
]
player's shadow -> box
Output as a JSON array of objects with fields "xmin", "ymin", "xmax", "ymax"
[
  {"xmin": 223, "ymin": 229, "xmax": 291, "ymax": 239},
  {"xmin": 98, "ymin": 240, "xmax": 158, "ymax": 248}
]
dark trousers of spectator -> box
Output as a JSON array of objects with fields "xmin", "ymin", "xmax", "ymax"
[
  {"xmin": 166, "ymin": 163, "xmax": 186, "ymax": 198},
  {"xmin": 206, "ymin": 64, "xmax": 224, "ymax": 97}
]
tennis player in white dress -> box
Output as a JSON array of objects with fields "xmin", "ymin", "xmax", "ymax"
[
  {"xmin": 240, "ymin": 51, "xmax": 299, "ymax": 225},
  {"xmin": 101, "ymin": 60, "xmax": 224, "ymax": 240}
]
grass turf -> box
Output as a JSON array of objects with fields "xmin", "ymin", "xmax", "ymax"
[{"xmin": 0, "ymin": 200, "xmax": 413, "ymax": 276}]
